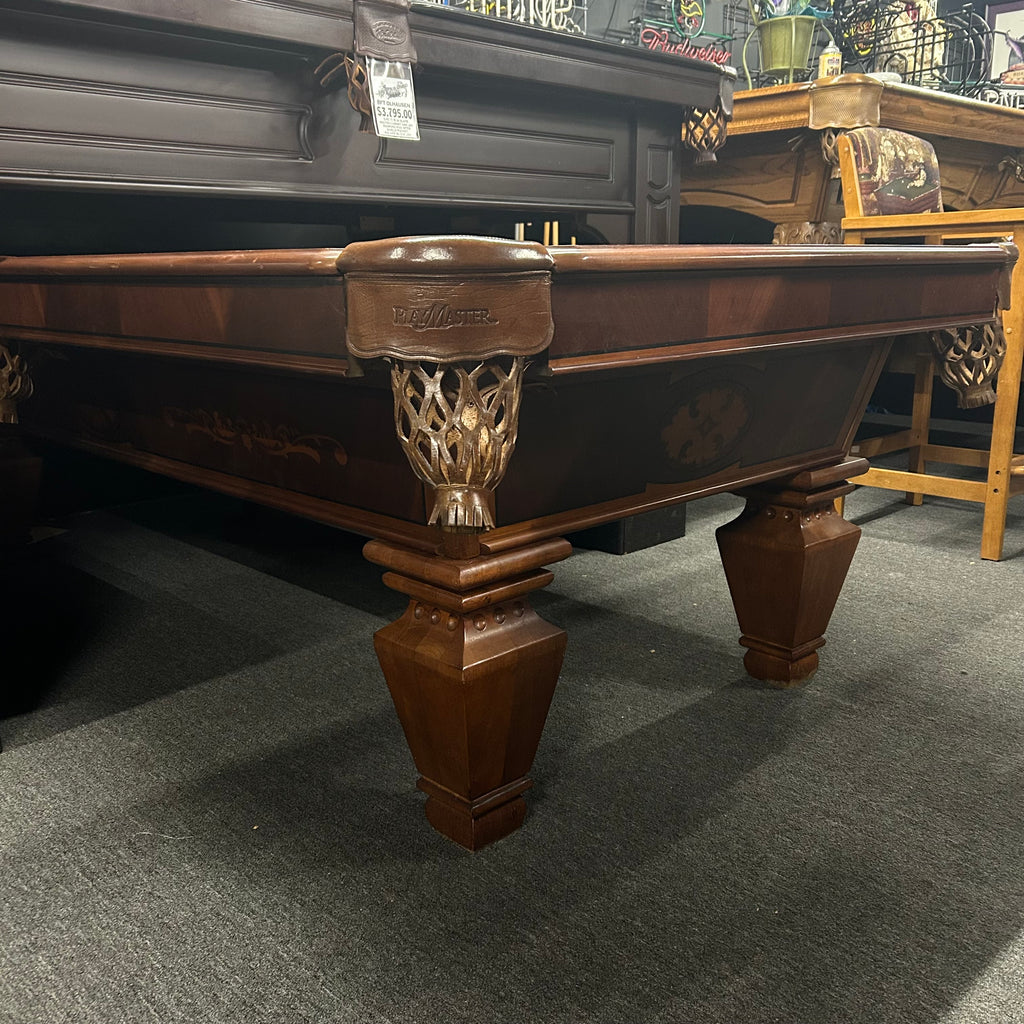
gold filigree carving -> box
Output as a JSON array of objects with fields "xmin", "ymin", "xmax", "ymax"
[
  {"xmin": 163, "ymin": 408, "xmax": 348, "ymax": 465},
  {"xmin": 819, "ymin": 127, "xmax": 849, "ymax": 180},
  {"xmin": 930, "ymin": 321, "xmax": 1007, "ymax": 409},
  {"xmin": 0, "ymin": 344, "xmax": 33, "ymax": 424},
  {"xmin": 391, "ymin": 357, "xmax": 525, "ymax": 530},
  {"xmin": 820, "ymin": 127, "xmax": 843, "ymax": 170}
]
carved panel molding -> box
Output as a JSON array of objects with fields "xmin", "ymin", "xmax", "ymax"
[
  {"xmin": 378, "ymin": 120, "xmax": 615, "ymax": 183},
  {"xmin": 0, "ymin": 69, "xmax": 313, "ymax": 162}
]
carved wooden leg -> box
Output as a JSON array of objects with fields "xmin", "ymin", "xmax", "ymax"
[
  {"xmin": 364, "ymin": 536, "xmax": 571, "ymax": 850},
  {"xmin": 715, "ymin": 458, "xmax": 869, "ymax": 687}
]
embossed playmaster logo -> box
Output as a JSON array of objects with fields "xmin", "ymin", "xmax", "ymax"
[
  {"xmin": 371, "ymin": 20, "xmax": 406, "ymax": 45},
  {"xmin": 393, "ymin": 304, "xmax": 499, "ymax": 331}
]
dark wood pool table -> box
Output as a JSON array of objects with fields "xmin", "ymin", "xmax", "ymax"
[{"xmin": 0, "ymin": 237, "xmax": 1012, "ymax": 848}]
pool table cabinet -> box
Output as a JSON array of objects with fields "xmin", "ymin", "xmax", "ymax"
[{"xmin": 0, "ymin": 236, "xmax": 1012, "ymax": 848}]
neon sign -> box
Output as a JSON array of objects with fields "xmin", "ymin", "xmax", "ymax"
[{"xmin": 639, "ymin": 26, "xmax": 733, "ymax": 64}]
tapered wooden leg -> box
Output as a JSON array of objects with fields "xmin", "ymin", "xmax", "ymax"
[
  {"xmin": 364, "ymin": 536, "xmax": 571, "ymax": 850},
  {"xmin": 716, "ymin": 458, "xmax": 869, "ymax": 687}
]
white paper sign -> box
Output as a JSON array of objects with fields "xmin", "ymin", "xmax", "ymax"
[{"xmin": 367, "ymin": 58, "xmax": 420, "ymax": 141}]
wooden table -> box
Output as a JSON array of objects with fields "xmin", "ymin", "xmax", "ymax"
[
  {"xmin": 681, "ymin": 73, "xmax": 1024, "ymax": 242},
  {"xmin": 0, "ymin": 237, "xmax": 1011, "ymax": 848}
]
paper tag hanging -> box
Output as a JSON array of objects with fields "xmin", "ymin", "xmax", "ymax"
[{"xmin": 367, "ymin": 58, "xmax": 420, "ymax": 141}]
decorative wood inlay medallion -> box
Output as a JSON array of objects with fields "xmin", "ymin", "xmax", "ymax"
[
  {"xmin": 658, "ymin": 372, "xmax": 755, "ymax": 479},
  {"xmin": 662, "ymin": 381, "xmax": 753, "ymax": 469}
]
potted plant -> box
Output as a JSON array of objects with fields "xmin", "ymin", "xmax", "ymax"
[{"xmin": 743, "ymin": 0, "xmax": 835, "ymax": 87}]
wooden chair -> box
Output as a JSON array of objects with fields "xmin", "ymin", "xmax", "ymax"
[{"xmin": 838, "ymin": 126, "xmax": 1024, "ymax": 560}]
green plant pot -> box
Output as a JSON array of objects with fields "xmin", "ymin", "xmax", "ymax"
[{"xmin": 758, "ymin": 15, "xmax": 816, "ymax": 75}]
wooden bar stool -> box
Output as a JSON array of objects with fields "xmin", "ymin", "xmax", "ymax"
[{"xmin": 838, "ymin": 126, "xmax": 1022, "ymax": 560}]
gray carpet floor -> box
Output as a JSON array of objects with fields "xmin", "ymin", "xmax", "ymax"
[{"xmin": 2, "ymin": 477, "xmax": 1023, "ymax": 1024}]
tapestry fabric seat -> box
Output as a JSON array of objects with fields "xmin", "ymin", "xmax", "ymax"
[{"xmin": 843, "ymin": 127, "xmax": 944, "ymax": 218}]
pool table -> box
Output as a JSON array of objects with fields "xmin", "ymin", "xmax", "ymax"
[
  {"xmin": 680, "ymin": 73, "xmax": 1024, "ymax": 242},
  {"xmin": 0, "ymin": 236, "xmax": 1012, "ymax": 847}
]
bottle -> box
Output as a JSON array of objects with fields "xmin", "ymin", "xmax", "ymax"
[{"xmin": 818, "ymin": 43, "xmax": 842, "ymax": 79}]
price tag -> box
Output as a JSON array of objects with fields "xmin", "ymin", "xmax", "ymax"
[{"xmin": 367, "ymin": 58, "xmax": 420, "ymax": 141}]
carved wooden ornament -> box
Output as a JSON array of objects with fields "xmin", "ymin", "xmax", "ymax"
[
  {"xmin": 930, "ymin": 321, "xmax": 1007, "ymax": 409},
  {"xmin": 0, "ymin": 344, "xmax": 32, "ymax": 424},
  {"xmin": 683, "ymin": 100, "xmax": 730, "ymax": 164},
  {"xmin": 339, "ymin": 237, "xmax": 554, "ymax": 531}
]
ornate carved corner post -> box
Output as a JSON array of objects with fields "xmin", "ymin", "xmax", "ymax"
[
  {"xmin": 340, "ymin": 236, "xmax": 571, "ymax": 849},
  {"xmin": 0, "ymin": 342, "xmax": 40, "ymax": 547},
  {"xmin": 715, "ymin": 458, "xmax": 869, "ymax": 687}
]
